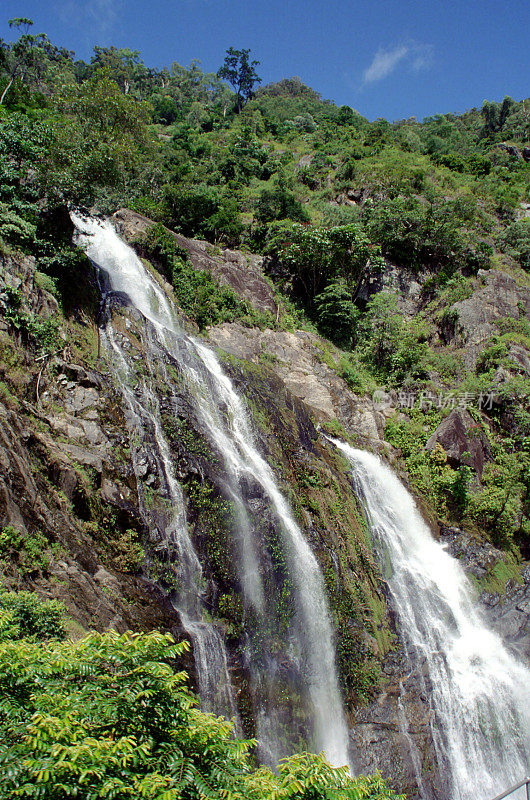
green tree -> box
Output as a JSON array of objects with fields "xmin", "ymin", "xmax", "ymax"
[
  {"xmin": 1, "ymin": 18, "xmax": 35, "ymax": 105},
  {"xmin": 52, "ymin": 67, "xmax": 153, "ymax": 199},
  {"xmin": 275, "ymin": 223, "xmax": 384, "ymax": 305},
  {"xmin": 0, "ymin": 620, "xmax": 404, "ymax": 800},
  {"xmin": 314, "ymin": 282, "xmax": 359, "ymax": 346},
  {"xmin": 357, "ymin": 292, "xmax": 404, "ymax": 374},
  {"xmin": 480, "ymin": 96, "xmax": 516, "ymax": 138},
  {"xmin": 217, "ymin": 47, "xmax": 261, "ymax": 112},
  {"xmin": 0, "ymin": 18, "xmax": 73, "ymax": 106},
  {"xmin": 89, "ymin": 46, "xmax": 154, "ymax": 97}
]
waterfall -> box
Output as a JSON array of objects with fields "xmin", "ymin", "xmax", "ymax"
[
  {"xmin": 333, "ymin": 440, "xmax": 530, "ymax": 800},
  {"xmin": 73, "ymin": 215, "xmax": 350, "ymax": 767},
  {"xmin": 102, "ymin": 324, "xmax": 239, "ymax": 723},
  {"xmin": 73, "ymin": 215, "xmax": 238, "ymax": 724},
  {"xmin": 183, "ymin": 338, "xmax": 350, "ymax": 766}
]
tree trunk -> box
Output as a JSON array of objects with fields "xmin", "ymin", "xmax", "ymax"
[{"xmin": 0, "ymin": 76, "xmax": 15, "ymax": 106}]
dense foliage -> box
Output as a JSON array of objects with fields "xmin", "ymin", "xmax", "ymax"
[{"xmin": 0, "ymin": 592, "xmax": 404, "ymax": 800}]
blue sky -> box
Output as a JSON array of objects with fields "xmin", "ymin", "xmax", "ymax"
[{"xmin": 1, "ymin": 0, "xmax": 529, "ymax": 121}]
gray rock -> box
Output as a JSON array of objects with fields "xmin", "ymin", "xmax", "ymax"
[
  {"xmin": 54, "ymin": 442, "xmax": 104, "ymax": 472},
  {"xmin": 100, "ymin": 477, "xmax": 131, "ymax": 505},
  {"xmin": 516, "ymin": 201, "xmax": 530, "ymax": 218},
  {"xmin": 495, "ymin": 143, "xmax": 522, "ymax": 160},
  {"xmin": 113, "ymin": 208, "xmax": 279, "ymax": 316},
  {"xmin": 450, "ymin": 270, "xmax": 530, "ymax": 368},
  {"xmin": 350, "ymin": 648, "xmax": 441, "ymax": 799},
  {"xmin": 65, "ymin": 386, "xmax": 100, "ymax": 414},
  {"xmin": 439, "ymin": 526, "xmax": 530, "ymax": 659},
  {"xmin": 207, "ymin": 322, "xmax": 386, "ymax": 446},
  {"xmin": 77, "ymin": 419, "xmax": 107, "ymax": 446},
  {"xmin": 480, "ymin": 592, "xmax": 501, "ymax": 607},
  {"xmin": 357, "ymin": 261, "xmax": 424, "ymax": 316},
  {"xmin": 0, "ymin": 253, "xmax": 59, "ymax": 320},
  {"xmin": 425, "ymin": 409, "xmax": 491, "ymax": 476},
  {"xmin": 297, "ymin": 154, "xmax": 314, "ymax": 169},
  {"xmin": 508, "ymin": 343, "xmax": 530, "ymax": 376}
]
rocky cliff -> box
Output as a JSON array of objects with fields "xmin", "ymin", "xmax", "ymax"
[{"xmin": 0, "ymin": 210, "xmax": 528, "ymax": 799}]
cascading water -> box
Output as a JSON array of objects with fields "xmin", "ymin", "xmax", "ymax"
[
  {"xmin": 180, "ymin": 338, "xmax": 350, "ymax": 765},
  {"xmin": 73, "ymin": 215, "xmax": 350, "ymax": 768},
  {"xmin": 333, "ymin": 440, "xmax": 530, "ymax": 800},
  {"xmin": 73, "ymin": 215, "xmax": 238, "ymax": 724}
]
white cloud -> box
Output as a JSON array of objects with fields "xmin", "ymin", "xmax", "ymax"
[
  {"xmin": 362, "ymin": 45, "xmax": 409, "ymax": 84},
  {"xmin": 55, "ymin": 0, "xmax": 124, "ymax": 46},
  {"xmin": 362, "ymin": 42, "xmax": 433, "ymax": 85},
  {"xmin": 86, "ymin": 0, "xmax": 121, "ymax": 38},
  {"xmin": 411, "ymin": 44, "xmax": 434, "ymax": 72}
]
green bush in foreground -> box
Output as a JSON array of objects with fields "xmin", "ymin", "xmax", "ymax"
[{"xmin": 0, "ymin": 597, "xmax": 404, "ymax": 800}]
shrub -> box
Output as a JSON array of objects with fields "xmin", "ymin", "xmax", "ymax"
[
  {"xmin": 162, "ymin": 184, "xmax": 243, "ymax": 244},
  {"xmin": 0, "ymin": 525, "xmax": 49, "ymax": 574},
  {"xmin": 255, "ymin": 184, "xmax": 309, "ymax": 224},
  {"xmin": 363, "ymin": 196, "xmax": 465, "ymax": 274},
  {"xmin": 0, "ymin": 591, "xmax": 66, "ymax": 641},
  {"xmin": 0, "ymin": 630, "xmax": 405, "ymax": 799}
]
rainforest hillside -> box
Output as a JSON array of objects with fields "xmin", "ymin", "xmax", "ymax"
[
  {"xmin": 0, "ymin": 20, "xmax": 529, "ymax": 800},
  {"xmin": 1, "ymin": 25, "xmax": 529, "ymax": 556}
]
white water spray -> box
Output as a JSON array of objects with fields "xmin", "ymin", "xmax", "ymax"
[
  {"xmin": 333, "ymin": 440, "xmax": 530, "ymax": 800},
  {"xmin": 74, "ymin": 215, "xmax": 238, "ymax": 723},
  {"xmin": 185, "ymin": 339, "xmax": 350, "ymax": 765},
  {"xmin": 73, "ymin": 215, "xmax": 350, "ymax": 767}
]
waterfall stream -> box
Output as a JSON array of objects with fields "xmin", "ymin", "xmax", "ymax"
[
  {"xmin": 73, "ymin": 215, "xmax": 350, "ymax": 768},
  {"xmin": 92, "ymin": 248, "xmax": 239, "ymax": 725},
  {"xmin": 333, "ymin": 441, "xmax": 530, "ymax": 800}
]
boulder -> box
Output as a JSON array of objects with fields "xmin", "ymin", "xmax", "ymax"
[
  {"xmin": 484, "ymin": 572, "xmax": 530, "ymax": 660},
  {"xmin": 425, "ymin": 409, "xmax": 491, "ymax": 476},
  {"xmin": 450, "ymin": 270, "xmax": 530, "ymax": 368}
]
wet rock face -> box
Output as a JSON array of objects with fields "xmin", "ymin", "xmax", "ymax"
[
  {"xmin": 350, "ymin": 646, "xmax": 440, "ymax": 800},
  {"xmin": 112, "ymin": 208, "xmax": 278, "ymax": 316},
  {"xmin": 0, "ymin": 250, "xmax": 184, "ymax": 637},
  {"xmin": 438, "ymin": 524, "xmax": 502, "ymax": 579},
  {"xmin": 208, "ymin": 322, "xmax": 388, "ymax": 449},
  {"xmin": 484, "ymin": 578, "xmax": 530, "ymax": 659},
  {"xmin": 439, "ymin": 525, "xmax": 530, "ymax": 660}
]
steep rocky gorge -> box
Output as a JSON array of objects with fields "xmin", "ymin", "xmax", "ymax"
[{"xmin": 0, "ymin": 210, "xmax": 529, "ymax": 798}]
